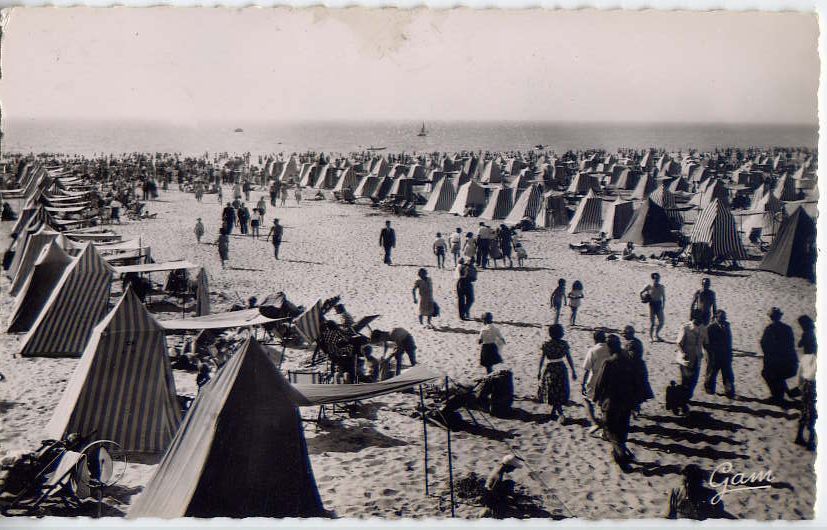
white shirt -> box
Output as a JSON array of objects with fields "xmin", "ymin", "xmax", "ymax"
[
  {"xmin": 479, "ymin": 324, "xmax": 505, "ymax": 347},
  {"xmin": 478, "ymin": 226, "xmax": 495, "ymax": 240},
  {"xmin": 799, "ymin": 354, "xmax": 816, "ymax": 381},
  {"xmin": 448, "ymin": 233, "xmax": 463, "ymax": 248}
]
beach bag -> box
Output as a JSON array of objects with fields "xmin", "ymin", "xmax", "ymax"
[
  {"xmin": 467, "ymin": 266, "xmax": 478, "ymax": 283},
  {"xmin": 432, "ymin": 302, "xmax": 441, "ymax": 318},
  {"xmin": 665, "ymin": 381, "xmax": 690, "ymax": 414},
  {"xmin": 640, "ymin": 291, "xmax": 651, "ymax": 304}
]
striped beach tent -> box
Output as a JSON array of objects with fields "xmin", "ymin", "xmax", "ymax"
[
  {"xmin": 630, "ymin": 172, "xmax": 657, "ymax": 200},
  {"xmin": 614, "ymin": 168, "xmax": 640, "ymax": 191},
  {"xmin": 354, "ymin": 175, "xmax": 380, "ymax": 198},
  {"xmin": 449, "ymin": 181, "xmax": 486, "ymax": 216},
  {"xmin": 567, "ymin": 189, "xmax": 604, "ymax": 234},
  {"xmin": 294, "ymin": 299, "xmax": 323, "ymax": 344},
  {"xmin": 650, "ymin": 185, "xmax": 683, "ymax": 229},
  {"xmin": 298, "ymin": 163, "xmax": 316, "ymax": 188},
  {"xmin": 749, "ymin": 183, "xmax": 768, "ymax": 209},
  {"xmin": 691, "ymin": 178, "xmax": 729, "ymax": 209},
  {"xmin": 773, "ymin": 173, "xmax": 797, "ymax": 201},
  {"xmin": 566, "ymin": 172, "xmax": 600, "ymax": 195},
  {"xmin": 739, "ymin": 192, "xmax": 784, "ymax": 240},
  {"xmin": 479, "ymin": 186, "xmax": 514, "ymax": 220},
  {"xmin": 387, "ymin": 177, "xmax": 414, "ymax": 200},
  {"xmin": 20, "ymin": 243, "xmax": 113, "ymax": 358},
  {"xmin": 689, "ymin": 199, "xmax": 747, "ymax": 262},
  {"xmin": 620, "ymin": 199, "xmax": 677, "ymax": 246},
  {"xmin": 535, "ymin": 192, "xmax": 569, "ymax": 229},
  {"xmin": 277, "ymin": 156, "xmax": 301, "ymax": 183},
  {"xmin": 505, "ymin": 183, "xmax": 543, "ymax": 226},
  {"xmin": 127, "ymin": 338, "xmax": 323, "ymax": 519},
  {"xmin": 601, "ymin": 198, "xmax": 634, "ymax": 238},
  {"xmin": 8, "ymin": 225, "xmax": 59, "ymax": 291},
  {"xmin": 479, "ymin": 161, "xmax": 503, "ymax": 184},
  {"xmin": 332, "ymin": 167, "xmax": 360, "ymax": 193},
  {"xmin": 8, "ymin": 241, "xmax": 72, "ymax": 333},
  {"xmin": 313, "ymin": 164, "xmax": 333, "ymax": 189},
  {"xmin": 422, "ymin": 176, "xmax": 457, "ymax": 212},
  {"xmin": 195, "ymin": 268, "xmax": 210, "ymax": 317},
  {"xmin": 45, "ymin": 288, "xmax": 181, "ymax": 454},
  {"xmin": 371, "ymin": 176, "xmax": 394, "ymax": 201},
  {"xmin": 667, "ymin": 176, "xmax": 691, "ymax": 193}
]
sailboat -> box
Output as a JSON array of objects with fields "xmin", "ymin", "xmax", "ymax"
[{"xmin": 417, "ymin": 122, "xmax": 428, "ymax": 137}]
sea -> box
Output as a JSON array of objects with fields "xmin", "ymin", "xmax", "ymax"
[{"xmin": 2, "ymin": 119, "xmax": 818, "ymax": 157}]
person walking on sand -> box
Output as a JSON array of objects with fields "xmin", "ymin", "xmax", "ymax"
[
  {"xmin": 567, "ymin": 280, "xmax": 584, "ymax": 326},
  {"xmin": 760, "ymin": 307, "xmax": 799, "ymax": 405},
  {"xmin": 243, "ymin": 179, "xmax": 252, "ymax": 202},
  {"xmin": 582, "ymin": 329, "xmax": 610, "ymax": 434},
  {"xmin": 448, "ymin": 227, "xmax": 463, "ymax": 266},
  {"xmin": 641, "ymin": 272, "xmax": 666, "ymax": 341},
  {"xmin": 194, "ymin": 217, "xmax": 205, "ymax": 244},
  {"xmin": 221, "ymin": 202, "xmax": 235, "ymax": 234},
  {"xmin": 294, "ymin": 185, "xmax": 302, "ymax": 205},
  {"xmin": 676, "ymin": 310, "xmax": 708, "ymax": 402},
  {"xmin": 266, "ymin": 218, "xmax": 284, "ymax": 259},
  {"xmin": 703, "ymin": 310, "xmax": 735, "ymax": 398},
  {"xmin": 412, "ymin": 268, "xmax": 435, "ymax": 328},
  {"xmin": 217, "ymin": 227, "xmax": 230, "ymax": 269},
  {"xmin": 594, "ymin": 334, "xmax": 637, "ymax": 472},
  {"xmin": 795, "ymin": 315, "xmax": 817, "ymax": 450},
  {"xmin": 379, "ymin": 220, "xmax": 396, "ymax": 265},
  {"xmin": 270, "ymin": 181, "xmax": 279, "ymax": 207},
  {"xmin": 237, "ymin": 203, "xmax": 250, "ymax": 235},
  {"xmin": 433, "ymin": 232, "xmax": 447, "ymax": 269},
  {"xmin": 691, "ymin": 278, "xmax": 717, "ymax": 326},
  {"xmin": 625, "ymin": 327, "xmax": 654, "ymax": 415},
  {"xmin": 477, "ymin": 222, "xmax": 494, "ymax": 269},
  {"xmin": 537, "ymin": 324, "xmax": 577, "ymax": 423},
  {"xmin": 462, "ymin": 232, "xmax": 477, "ymax": 264},
  {"xmin": 280, "ymin": 181, "xmax": 289, "ymax": 207},
  {"xmin": 217, "ymin": 185, "xmax": 224, "ymax": 204},
  {"xmin": 498, "ymin": 224, "xmax": 514, "ymax": 268},
  {"xmin": 479, "ymin": 312, "xmax": 505, "ymax": 373},
  {"xmin": 455, "ymin": 258, "xmax": 471, "ymax": 320},
  {"xmin": 256, "ymin": 195, "xmax": 267, "ymax": 217},
  {"xmin": 550, "ymin": 279, "xmax": 566, "ymax": 325}
]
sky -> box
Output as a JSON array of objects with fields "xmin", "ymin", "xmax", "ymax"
[{"xmin": 0, "ymin": 7, "xmax": 819, "ymax": 124}]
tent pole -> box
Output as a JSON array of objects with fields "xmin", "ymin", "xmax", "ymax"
[
  {"xmin": 445, "ymin": 376, "xmax": 456, "ymax": 517},
  {"xmin": 419, "ymin": 385, "xmax": 429, "ymax": 496}
]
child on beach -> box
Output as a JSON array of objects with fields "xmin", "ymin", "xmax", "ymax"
[
  {"xmin": 294, "ymin": 186, "xmax": 302, "ymax": 205},
  {"xmin": 567, "ymin": 280, "xmax": 584, "ymax": 326},
  {"xmin": 515, "ymin": 242, "xmax": 527, "ymax": 267},
  {"xmin": 433, "ymin": 232, "xmax": 447, "ymax": 269},
  {"xmin": 250, "ymin": 208, "xmax": 262, "ymax": 239},
  {"xmin": 194, "ymin": 218, "xmax": 205, "ymax": 243},
  {"xmin": 550, "ymin": 279, "xmax": 566, "ymax": 325}
]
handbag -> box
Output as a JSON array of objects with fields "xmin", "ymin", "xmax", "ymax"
[
  {"xmin": 432, "ymin": 302, "xmax": 440, "ymax": 318},
  {"xmin": 640, "ymin": 292, "xmax": 651, "ymax": 304}
]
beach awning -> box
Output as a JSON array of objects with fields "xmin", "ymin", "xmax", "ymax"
[
  {"xmin": 113, "ymin": 260, "xmax": 199, "ymax": 274},
  {"xmin": 292, "ymin": 365, "xmax": 440, "ymax": 406},
  {"xmin": 158, "ymin": 308, "xmax": 286, "ymax": 330},
  {"xmin": 44, "ymin": 205, "xmax": 88, "ymax": 213}
]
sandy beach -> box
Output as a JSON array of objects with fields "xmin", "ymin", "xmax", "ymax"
[{"xmin": 0, "ymin": 186, "xmax": 816, "ymax": 519}]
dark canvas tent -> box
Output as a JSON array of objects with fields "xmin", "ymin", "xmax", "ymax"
[
  {"xmin": 535, "ymin": 192, "xmax": 569, "ymax": 228},
  {"xmin": 8, "ymin": 241, "xmax": 72, "ymax": 333},
  {"xmin": 619, "ymin": 199, "xmax": 677, "ymax": 246},
  {"xmin": 20, "ymin": 243, "xmax": 113, "ymax": 358},
  {"xmin": 45, "ymin": 288, "xmax": 181, "ymax": 454},
  {"xmin": 128, "ymin": 338, "xmax": 325, "ymax": 519},
  {"xmin": 759, "ymin": 207, "xmax": 816, "ymax": 281},
  {"xmin": 649, "ymin": 185, "xmax": 683, "ymax": 229}
]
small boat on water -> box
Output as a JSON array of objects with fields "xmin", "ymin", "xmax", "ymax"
[
  {"xmin": 367, "ymin": 146, "xmax": 387, "ymax": 151},
  {"xmin": 534, "ymin": 144, "xmax": 544, "ymax": 150},
  {"xmin": 234, "ymin": 128, "xmax": 244, "ymax": 133},
  {"xmin": 417, "ymin": 122, "xmax": 428, "ymax": 137}
]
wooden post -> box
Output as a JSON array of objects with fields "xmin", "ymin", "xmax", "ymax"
[
  {"xmin": 445, "ymin": 376, "xmax": 455, "ymax": 517},
  {"xmin": 419, "ymin": 385, "xmax": 429, "ymax": 496}
]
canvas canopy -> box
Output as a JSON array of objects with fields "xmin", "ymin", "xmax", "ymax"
[
  {"xmin": 159, "ymin": 308, "xmax": 284, "ymax": 330},
  {"xmin": 504, "ymin": 183, "xmax": 543, "ymax": 225},
  {"xmin": 20, "ymin": 244, "xmax": 113, "ymax": 357},
  {"xmin": 294, "ymin": 365, "xmax": 440, "ymax": 405},
  {"xmin": 535, "ymin": 192, "xmax": 569, "ymax": 228},
  {"xmin": 422, "ymin": 176, "xmax": 457, "ymax": 212},
  {"xmin": 759, "ymin": 207, "xmax": 816, "ymax": 281},
  {"xmin": 567, "ymin": 189, "xmax": 603, "ymax": 234},
  {"xmin": 478, "ymin": 186, "xmax": 514, "ymax": 220},
  {"xmin": 127, "ymin": 338, "xmax": 325, "ymax": 519},
  {"xmin": 600, "ymin": 199, "xmax": 634, "ymax": 239},
  {"xmin": 8, "ymin": 241, "xmax": 73, "ymax": 333},
  {"xmin": 113, "ymin": 260, "xmax": 198, "ymax": 274},
  {"xmin": 449, "ymin": 181, "xmax": 486, "ymax": 216},
  {"xmin": 45, "ymin": 288, "xmax": 181, "ymax": 453}
]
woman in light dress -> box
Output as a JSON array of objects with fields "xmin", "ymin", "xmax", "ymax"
[{"xmin": 412, "ymin": 268, "xmax": 435, "ymax": 328}]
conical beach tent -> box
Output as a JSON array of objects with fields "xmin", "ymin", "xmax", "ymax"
[
  {"xmin": 630, "ymin": 172, "xmax": 657, "ymax": 200},
  {"xmin": 535, "ymin": 192, "xmax": 569, "ymax": 228},
  {"xmin": 600, "ymin": 199, "xmax": 634, "ymax": 238},
  {"xmin": 20, "ymin": 243, "xmax": 113, "ymax": 358},
  {"xmin": 650, "ymin": 185, "xmax": 683, "ymax": 229},
  {"xmin": 8, "ymin": 226, "xmax": 59, "ymax": 294},
  {"xmin": 479, "ymin": 186, "xmax": 514, "ymax": 220},
  {"xmin": 504, "ymin": 183, "xmax": 543, "ymax": 225},
  {"xmin": 567, "ymin": 189, "xmax": 603, "ymax": 234},
  {"xmin": 689, "ymin": 199, "xmax": 747, "ymax": 262},
  {"xmin": 449, "ymin": 181, "xmax": 486, "ymax": 216},
  {"xmin": 127, "ymin": 338, "xmax": 324, "ymax": 519},
  {"xmin": 45, "ymin": 288, "xmax": 182, "ymax": 454},
  {"xmin": 422, "ymin": 176, "xmax": 457, "ymax": 212},
  {"xmin": 774, "ymin": 173, "xmax": 798, "ymax": 201},
  {"xmin": 619, "ymin": 199, "xmax": 677, "ymax": 246},
  {"xmin": 759, "ymin": 207, "xmax": 816, "ymax": 281},
  {"xmin": 8, "ymin": 241, "xmax": 73, "ymax": 333},
  {"xmin": 354, "ymin": 175, "xmax": 380, "ymax": 198}
]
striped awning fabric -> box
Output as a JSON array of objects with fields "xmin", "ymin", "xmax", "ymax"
[{"xmin": 690, "ymin": 199, "xmax": 747, "ymax": 260}]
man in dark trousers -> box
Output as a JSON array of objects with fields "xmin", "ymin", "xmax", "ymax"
[
  {"xmin": 703, "ymin": 310, "xmax": 735, "ymax": 398},
  {"xmin": 379, "ymin": 220, "xmax": 396, "ymax": 265},
  {"xmin": 690, "ymin": 278, "xmax": 717, "ymax": 325},
  {"xmin": 221, "ymin": 202, "xmax": 236, "ymax": 234},
  {"xmin": 267, "ymin": 218, "xmax": 284, "ymax": 259},
  {"xmin": 242, "ymin": 179, "xmax": 252, "ymax": 201},
  {"xmin": 760, "ymin": 307, "xmax": 798, "ymax": 404}
]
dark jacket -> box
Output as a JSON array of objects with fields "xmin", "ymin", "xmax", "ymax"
[
  {"xmin": 705, "ymin": 321, "xmax": 732, "ymax": 359},
  {"xmin": 760, "ymin": 321, "xmax": 798, "ymax": 379},
  {"xmin": 380, "ymin": 227, "xmax": 396, "ymax": 248}
]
